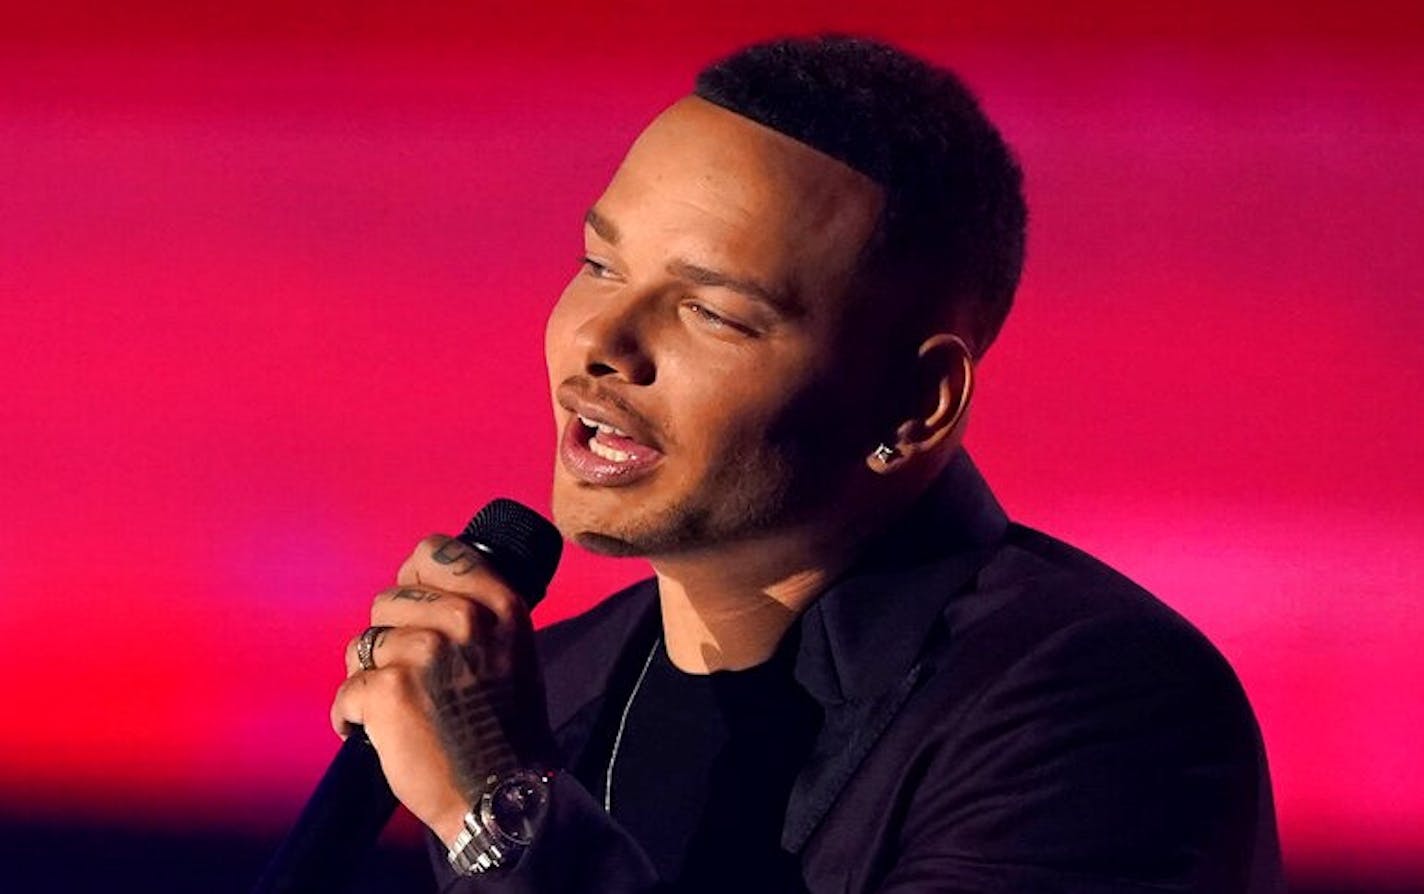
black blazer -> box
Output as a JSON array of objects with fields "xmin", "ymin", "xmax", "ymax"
[{"xmin": 430, "ymin": 452, "xmax": 1285, "ymax": 893}]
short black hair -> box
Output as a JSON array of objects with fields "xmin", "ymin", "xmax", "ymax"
[{"xmin": 694, "ymin": 34, "xmax": 1027, "ymax": 356}]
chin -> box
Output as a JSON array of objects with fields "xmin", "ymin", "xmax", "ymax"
[
  {"xmin": 551, "ymin": 475, "xmax": 642, "ymax": 555},
  {"xmin": 549, "ymin": 458, "xmax": 797, "ymax": 559},
  {"xmin": 571, "ymin": 530, "xmax": 647, "ymax": 557},
  {"xmin": 551, "ymin": 477, "xmax": 698, "ymax": 559}
]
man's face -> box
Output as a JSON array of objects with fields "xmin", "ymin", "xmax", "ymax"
[{"xmin": 545, "ymin": 96, "xmax": 887, "ymax": 557}]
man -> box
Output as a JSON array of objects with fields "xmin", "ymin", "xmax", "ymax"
[{"xmin": 330, "ymin": 35, "xmax": 1284, "ymax": 892}]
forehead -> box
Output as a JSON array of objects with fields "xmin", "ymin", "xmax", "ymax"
[{"xmin": 593, "ymin": 96, "xmax": 884, "ymax": 310}]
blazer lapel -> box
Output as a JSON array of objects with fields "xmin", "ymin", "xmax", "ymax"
[
  {"xmin": 781, "ymin": 546, "xmax": 998, "ymax": 853},
  {"xmin": 782, "ymin": 657, "xmax": 929, "ymax": 853},
  {"xmin": 782, "ymin": 451, "xmax": 1008, "ymax": 853}
]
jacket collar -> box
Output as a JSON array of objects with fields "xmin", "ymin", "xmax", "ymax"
[
  {"xmin": 794, "ymin": 449, "xmax": 1008, "ymax": 705},
  {"xmin": 779, "ymin": 450, "xmax": 1007, "ymax": 850}
]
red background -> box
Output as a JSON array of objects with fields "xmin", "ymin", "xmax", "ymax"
[{"xmin": 2, "ymin": 2, "xmax": 1421, "ymax": 888}]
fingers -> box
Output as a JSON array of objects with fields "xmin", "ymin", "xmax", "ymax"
[
  {"xmin": 333, "ymin": 534, "xmax": 538, "ymax": 731},
  {"xmin": 396, "ymin": 535, "xmax": 524, "ymax": 626},
  {"xmin": 344, "ymin": 625, "xmax": 454, "ymax": 677},
  {"xmin": 327, "ymin": 655, "xmax": 493, "ymax": 845},
  {"xmin": 330, "ymin": 667, "xmax": 422, "ymax": 737},
  {"xmin": 370, "ymin": 585, "xmax": 510, "ymax": 648},
  {"xmin": 406, "ymin": 534, "xmax": 487, "ymax": 578},
  {"xmin": 328, "ymin": 663, "xmax": 446, "ymax": 748},
  {"xmin": 325, "ymin": 533, "xmax": 556, "ymax": 846}
]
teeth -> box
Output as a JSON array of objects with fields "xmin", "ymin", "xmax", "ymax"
[
  {"xmin": 577, "ymin": 414, "xmax": 629, "ymax": 437},
  {"xmin": 588, "ymin": 437, "xmax": 632, "ymax": 462}
]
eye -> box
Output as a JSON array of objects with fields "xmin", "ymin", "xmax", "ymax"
[
  {"xmin": 578, "ymin": 256, "xmax": 615, "ymax": 278},
  {"xmin": 686, "ymin": 302, "xmax": 726, "ymax": 326},
  {"xmin": 684, "ymin": 301, "xmax": 756, "ymax": 337}
]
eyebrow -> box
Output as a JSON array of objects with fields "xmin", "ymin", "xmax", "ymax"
[
  {"xmin": 584, "ymin": 207, "xmax": 802, "ymax": 319},
  {"xmin": 665, "ymin": 259, "xmax": 802, "ymax": 319},
  {"xmin": 584, "ymin": 207, "xmax": 621, "ymax": 245}
]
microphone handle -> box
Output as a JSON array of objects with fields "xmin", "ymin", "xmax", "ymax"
[{"xmin": 252, "ymin": 728, "xmax": 395, "ymax": 894}]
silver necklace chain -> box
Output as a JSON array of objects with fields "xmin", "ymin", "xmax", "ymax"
[{"xmin": 603, "ymin": 635, "xmax": 662, "ymax": 814}]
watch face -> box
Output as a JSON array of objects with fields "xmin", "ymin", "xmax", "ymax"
[{"xmin": 486, "ymin": 772, "xmax": 550, "ymax": 846}]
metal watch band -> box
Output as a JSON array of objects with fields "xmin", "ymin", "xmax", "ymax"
[
  {"xmin": 446, "ymin": 769, "xmax": 554, "ymax": 876},
  {"xmin": 447, "ymin": 810, "xmax": 509, "ymax": 876}
]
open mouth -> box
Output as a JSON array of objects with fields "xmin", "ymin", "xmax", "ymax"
[
  {"xmin": 560, "ymin": 413, "xmax": 664, "ymax": 485},
  {"xmin": 578, "ymin": 414, "xmax": 647, "ymax": 462}
]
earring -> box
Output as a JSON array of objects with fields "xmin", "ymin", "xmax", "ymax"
[{"xmin": 872, "ymin": 443, "xmax": 898, "ymax": 465}]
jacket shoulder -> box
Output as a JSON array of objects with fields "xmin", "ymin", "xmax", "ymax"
[
  {"xmin": 941, "ymin": 522, "xmax": 1256, "ymax": 731},
  {"xmin": 976, "ymin": 522, "xmax": 1226, "ymax": 649},
  {"xmin": 893, "ymin": 524, "xmax": 1278, "ymax": 890},
  {"xmin": 983, "ymin": 522, "xmax": 1173, "ymax": 617}
]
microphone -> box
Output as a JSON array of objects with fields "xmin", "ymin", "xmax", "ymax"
[{"xmin": 253, "ymin": 499, "xmax": 564, "ymax": 894}]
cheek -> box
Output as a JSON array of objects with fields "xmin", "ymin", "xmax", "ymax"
[
  {"xmin": 759, "ymin": 363, "xmax": 872, "ymax": 467},
  {"xmin": 671, "ymin": 356, "xmax": 819, "ymax": 460}
]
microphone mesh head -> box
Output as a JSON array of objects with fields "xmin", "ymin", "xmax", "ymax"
[{"xmin": 458, "ymin": 499, "xmax": 563, "ymax": 602}]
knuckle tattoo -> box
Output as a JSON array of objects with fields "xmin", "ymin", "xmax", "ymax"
[
  {"xmin": 431, "ymin": 538, "xmax": 485, "ymax": 575},
  {"xmin": 393, "ymin": 587, "xmax": 442, "ymax": 603}
]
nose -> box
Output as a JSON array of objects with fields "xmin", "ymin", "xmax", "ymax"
[{"xmin": 571, "ymin": 292, "xmax": 657, "ymax": 385}]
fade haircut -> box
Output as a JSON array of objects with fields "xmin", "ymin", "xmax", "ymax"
[{"xmin": 694, "ymin": 34, "xmax": 1027, "ymax": 356}]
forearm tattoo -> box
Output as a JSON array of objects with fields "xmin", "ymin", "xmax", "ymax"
[
  {"xmin": 424, "ymin": 537, "xmax": 545, "ymax": 795},
  {"xmin": 431, "ymin": 665, "xmax": 523, "ymax": 797}
]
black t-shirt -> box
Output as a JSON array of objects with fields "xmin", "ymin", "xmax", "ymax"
[{"xmin": 598, "ymin": 623, "xmax": 822, "ymax": 891}]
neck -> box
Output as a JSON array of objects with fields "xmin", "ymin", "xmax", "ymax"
[
  {"xmin": 644, "ymin": 451, "xmax": 961, "ymax": 674},
  {"xmin": 648, "ymin": 508, "xmax": 885, "ymax": 674}
]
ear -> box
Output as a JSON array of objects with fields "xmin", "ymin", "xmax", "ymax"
[{"xmin": 865, "ymin": 333, "xmax": 974, "ymax": 473}]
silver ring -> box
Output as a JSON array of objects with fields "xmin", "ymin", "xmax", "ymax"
[{"xmin": 356, "ymin": 625, "xmax": 389, "ymax": 671}]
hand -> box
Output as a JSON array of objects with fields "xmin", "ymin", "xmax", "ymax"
[{"xmin": 329, "ymin": 534, "xmax": 556, "ymax": 846}]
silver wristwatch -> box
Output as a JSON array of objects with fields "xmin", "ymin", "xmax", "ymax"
[{"xmin": 447, "ymin": 769, "xmax": 554, "ymax": 876}]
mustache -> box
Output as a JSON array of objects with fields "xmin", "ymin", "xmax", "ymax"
[{"xmin": 556, "ymin": 376, "xmax": 669, "ymax": 447}]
